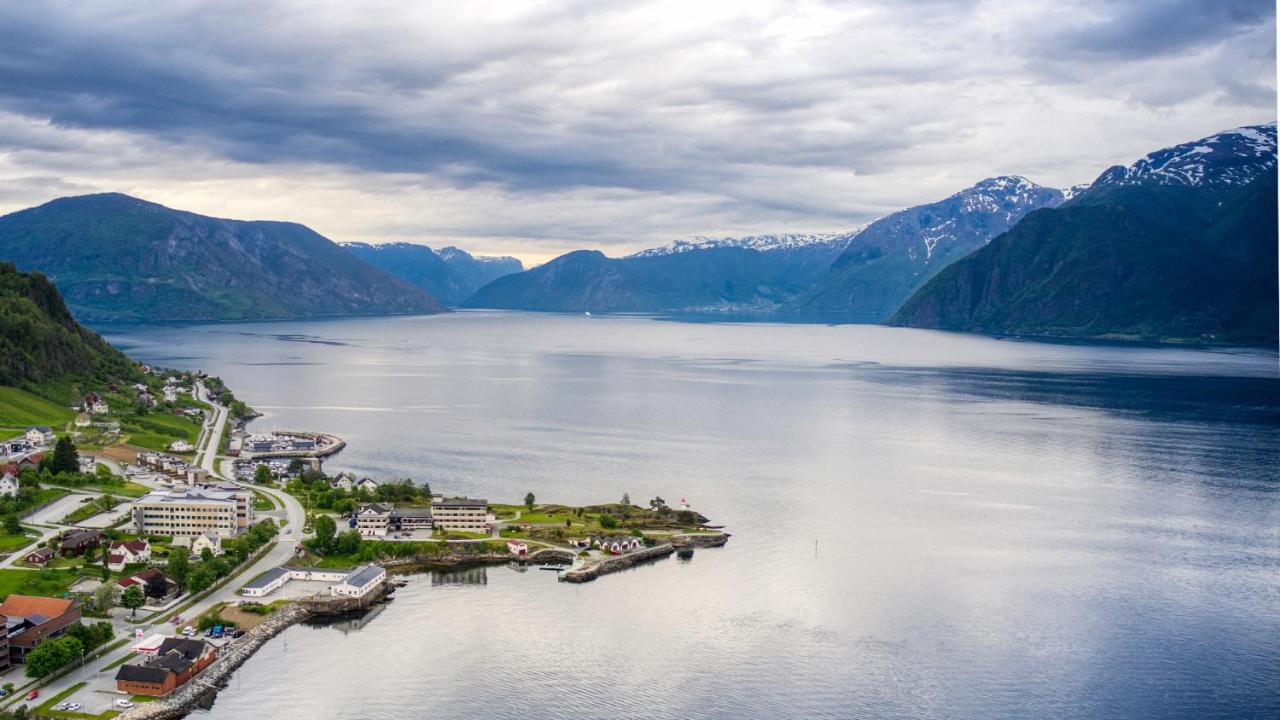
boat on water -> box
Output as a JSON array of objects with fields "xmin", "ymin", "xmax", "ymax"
[{"xmin": 677, "ymin": 547, "xmax": 694, "ymax": 560}]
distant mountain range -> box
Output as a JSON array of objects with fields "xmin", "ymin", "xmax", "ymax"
[
  {"xmin": 341, "ymin": 242, "xmax": 522, "ymax": 306},
  {"xmin": 787, "ymin": 176, "xmax": 1065, "ymax": 322},
  {"xmin": 0, "ymin": 194, "xmax": 447, "ymax": 322},
  {"xmin": 463, "ymin": 235, "xmax": 849, "ymax": 313},
  {"xmin": 891, "ymin": 124, "xmax": 1278, "ymax": 345}
]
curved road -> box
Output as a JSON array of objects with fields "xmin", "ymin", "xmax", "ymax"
[{"xmin": 2, "ymin": 385, "xmax": 308, "ymax": 711}]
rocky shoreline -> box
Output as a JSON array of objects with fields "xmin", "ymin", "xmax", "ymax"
[{"xmin": 117, "ymin": 587, "xmax": 390, "ymax": 720}]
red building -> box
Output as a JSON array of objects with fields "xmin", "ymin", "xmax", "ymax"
[
  {"xmin": 0, "ymin": 595, "xmax": 82, "ymax": 669},
  {"xmin": 115, "ymin": 637, "xmax": 217, "ymax": 696}
]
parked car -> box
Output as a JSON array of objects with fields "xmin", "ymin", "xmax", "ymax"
[
  {"xmin": 67, "ymin": 703, "xmax": 82, "ymax": 712},
  {"xmin": 26, "ymin": 689, "xmax": 38, "ymax": 701},
  {"xmin": 115, "ymin": 700, "xmax": 135, "ymax": 709}
]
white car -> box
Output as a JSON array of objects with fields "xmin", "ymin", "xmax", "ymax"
[
  {"xmin": 67, "ymin": 703, "xmax": 82, "ymax": 711},
  {"xmin": 115, "ymin": 699, "xmax": 136, "ymax": 709}
]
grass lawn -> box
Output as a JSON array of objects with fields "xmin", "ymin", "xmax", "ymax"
[
  {"xmin": 0, "ymin": 386, "xmax": 75, "ymax": 435},
  {"xmin": 118, "ymin": 411, "xmax": 202, "ymax": 453},
  {"xmin": 0, "ymin": 532, "xmax": 35, "ymax": 554},
  {"xmin": 252, "ymin": 492, "xmax": 275, "ymax": 511},
  {"xmin": 0, "ymin": 568, "xmax": 79, "ymax": 599}
]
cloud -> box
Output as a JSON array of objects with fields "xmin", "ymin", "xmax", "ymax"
[{"xmin": 0, "ymin": 0, "xmax": 1272, "ymax": 263}]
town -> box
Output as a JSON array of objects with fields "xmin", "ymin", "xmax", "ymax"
[{"xmin": 0, "ymin": 362, "xmax": 729, "ymax": 720}]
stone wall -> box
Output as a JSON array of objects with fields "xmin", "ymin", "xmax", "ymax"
[{"xmin": 560, "ymin": 543, "xmax": 675, "ymax": 583}]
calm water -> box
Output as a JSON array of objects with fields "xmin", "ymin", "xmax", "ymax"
[{"xmin": 99, "ymin": 312, "xmax": 1280, "ymax": 720}]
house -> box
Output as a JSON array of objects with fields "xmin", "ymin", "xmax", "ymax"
[
  {"xmin": 82, "ymin": 393, "xmax": 109, "ymax": 415},
  {"xmin": 591, "ymin": 535, "xmax": 642, "ymax": 554},
  {"xmin": 132, "ymin": 383, "xmax": 148, "ymax": 392},
  {"xmin": 330, "ymin": 565, "xmax": 386, "ymax": 598},
  {"xmin": 60, "ymin": 529, "xmax": 107, "ymax": 558},
  {"xmin": 168, "ymin": 440, "xmax": 194, "ymax": 453},
  {"xmin": 162, "ymin": 386, "xmax": 178, "ymax": 403},
  {"xmin": 139, "ymin": 364, "xmax": 153, "ymax": 375},
  {"xmin": 107, "ymin": 539, "xmax": 151, "ymax": 571},
  {"xmin": 138, "ymin": 392, "xmax": 157, "ymax": 408},
  {"xmin": 0, "ymin": 472, "xmax": 18, "ymax": 498},
  {"xmin": 115, "ymin": 637, "xmax": 217, "ymax": 696},
  {"xmin": 75, "ymin": 412, "xmax": 92, "ymax": 428},
  {"xmin": 330, "ymin": 472, "xmax": 356, "ymax": 492},
  {"xmin": 355, "ymin": 477, "xmax": 379, "ymax": 493},
  {"xmin": 24, "ymin": 427, "xmax": 53, "ymax": 447},
  {"xmin": 77, "ymin": 455, "xmax": 97, "ymax": 474},
  {"xmin": 506, "ymin": 540, "xmax": 528, "ymax": 557},
  {"xmin": 16, "ymin": 453, "xmax": 42, "ymax": 471},
  {"xmin": 23, "ymin": 548, "xmax": 53, "ymax": 566},
  {"xmin": 0, "ymin": 594, "xmax": 81, "ymax": 668},
  {"xmin": 567, "ymin": 538, "xmax": 591, "ymax": 549},
  {"xmin": 117, "ymin": 568, "xmax": 181, "ymax": 604},
  {"xmin": 190, "ymin": 533, "xmax": 222, "ymax": 558}
]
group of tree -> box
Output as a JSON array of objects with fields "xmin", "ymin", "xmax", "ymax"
[
  {"xmin": 66, "ymin": 621, "xmax": 113, "ymax": 653},
  {"xmin": 305, "ymin": 514, "xmax": 362, "ymax": 556},
  {"xmin": 282, "ymin": 470, "xmax": 431, "ymax": 513},
  {"xmin": 24, "ymin": 635, "xmax": 83, "ymax": 678}
]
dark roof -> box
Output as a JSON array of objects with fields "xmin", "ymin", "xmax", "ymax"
[
  {"xmin": 390, "ymin": 507, "xmax": 433, "ymax": 518},
  {"xmin": 154, "ymin": 651, "xmax": 194, "ymax": 673},
  {"xmin": 156, "ymin": 637, "xmax": 206, "ymax": 660},
  {"xmin": 432, "ymin": 496, "xmax": 487, "ymax": 507},
  {"xmin": 116, "ymin": 663, "xmax": 172, "ymax": 684},
  {"xmin": 61, "ymin": 529, "xmax": 105, "ymax": 547}
]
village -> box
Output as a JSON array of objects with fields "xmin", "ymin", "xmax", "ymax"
[{"xmin": 0, "ymin": 363, "xmax": 728, "ymax": 720}]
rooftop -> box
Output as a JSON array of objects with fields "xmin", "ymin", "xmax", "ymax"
[
  {"xmin": 341, "ymin": 565, "xmax": 385, "ymax": 588},
  {"xmin": 432, "ymin": 496, "xmax": 488, "ymax": 508}
]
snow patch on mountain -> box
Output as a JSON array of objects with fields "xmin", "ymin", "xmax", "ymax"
[
  {"xmin": 629, "ymin": 231, "xmax": 860, "ymax": 258},
  {"xmin": 1092, "ymin": 122, "xmax": 1276, "ymax": 189}
]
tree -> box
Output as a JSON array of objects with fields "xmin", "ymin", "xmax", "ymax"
[
  {"xmin": 168, "ymin": 551, "xmax": 190, "ymax": 589},
  {"xmin": 287, "ymin": 459, "xmax": 305, "ymax": 476},
  {"xmin": 649, "ymin": 496, "xmax": 666, "ymax": 510},
  {"xmin": 621, "ymin": 493, "xmax": 631, "ymax": 506},
  {"xmin": 121, "ymin": 585, "xmax": 145, "ymax": 618},
  {"xmin": 598, "ymin": 514, "xmax": 618, "ymax": 529},
  {"xmin": 2, "ymin": 513, "xmax": 20, "ymax": 536},
  {"xmin": 144, "ymin": 573, "xmax": 169, "ymax": 600},
  {"xmin": 25, "ymin": 636, "xmax": 82, "ymax": 678},
  {"xmin": 524, "ymin": 492, "xmax": 536, "ymax": 511},
  {"xmin": 200, "ymin": 547, "xmax": 214, "ymax": 564},
  {"xmin": 49, "ymin": 436, "xmax": 79, "ymax": 475},
  {"xmin": 92, "ymin": 582, "xmax": 115, "ymax": 612},
  {"xmin": 313, "ymin": 515, "xmax": 337, "ymax": 553},
  {"xmin": 253, "ymin": 464, "xmax": 273, "ymax": 485},
  {"xmin": 187, "ymin": 567, "xmax": 213, "ymax": 593},
  {"xmin": 335, "ymin": 529, "xmax": 362, "ymax": 555}
]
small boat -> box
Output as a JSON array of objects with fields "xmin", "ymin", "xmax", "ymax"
[
  {"xmin": 584, "ymin": 311, "xmax": 592, "ymax": 317},
  {"xmin": 540, "ymin": 564, "xmax": 569, "ymax": 571},
  {"xmin": 676, "ymin": 547, "xmax": 694, "ymax": 560}
]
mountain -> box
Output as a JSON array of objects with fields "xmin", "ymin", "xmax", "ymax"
[
  {"xmin": 0, "ymin": 193, "xmax": 447, "ymax": 322},
  {"xmin": 342, "ymin": 242, "xmax": 522, "ymax": 306},
  {"xmin": 787, "ymin": 177, "xmax": 1065, "ymax": 322},
  {"xmin": 630, "ymin": 233, "xmax": 853, "ymax": 257},
  {"xmin": 462, "ymin": 235, "xmax": 849, "ymax": 313},
  {"xmin": 0, "ymin": 262, "xmax": 136, "ymax": 386},
  {"xmin": 891, "ymin": 123, "xmax": 1278, "ymax": 345}
]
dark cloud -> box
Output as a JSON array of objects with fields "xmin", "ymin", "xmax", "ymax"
[{"xmin": 1031, "ymin": 0, "xmax": 1272, "ymax": 61}]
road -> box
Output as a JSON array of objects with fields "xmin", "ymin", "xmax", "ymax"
[{"xmin": 1, "ymin": 385, "xmax": 308, "ymax": 710}]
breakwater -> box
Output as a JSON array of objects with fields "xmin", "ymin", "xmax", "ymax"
[
  {"xmin": 560, "ymin": 543, "xmax": 675, "ymax": 583},
  {"xmin": 117, "ymin": 587, "xmax": 388, "ymax": 720}
]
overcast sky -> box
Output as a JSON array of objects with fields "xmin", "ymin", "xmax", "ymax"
[{"xmin": 0, "ymin": 0, "xmax": 1273, "ymax": 264}]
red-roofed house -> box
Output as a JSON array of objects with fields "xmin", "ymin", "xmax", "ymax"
[
  {"xmin": 107, "ymin": 539, "xmax": 151, "ymax": 571},
  {"xmin": 117, "ymin": 568, "xmax": 180, "ymax": 604},
  {"xmin": 0, "ymin": 594, "xmax": 81, "ymax": 668}
]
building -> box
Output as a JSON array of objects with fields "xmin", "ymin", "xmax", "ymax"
[
  {"xmin": 117, "ymin": 568, "xmax": 181, "ymax": 604},
  {"xmin": 23, "ymin": 548, "xmax": 53, "ymax": 566},
  {"xmin": 24, "ymin": 427, "xmax": 53, "ymax": 447},
  {"xmin": 330, "ymin": 472, "xmax": 356, "ymax": 492},
  {"xmin": 354, "ymin": 503, "xmax": 392, "ymax": 537},
  {"xmin": 131, "ymin": 488, "xmax": 240, "ymax": 538},
  {"xmin": 240, "ymin": 564, "xmax": 386, "ymax": 599},
  {"xmin": 173, "ymin": 532, "xmax": 222, "ymax": 558},
  {"xmin": 0, "ymin": 595, "xmax": 81, "ymax": 667},
  {"xmin": 75, "ymin": 412, "xmax": 92, "ymax": 428},
  {"xmin": 115, "ymin": 637, "xmax": 217, "ymax": 696},
  {"xmin": 169, "ymin": 440, "xmax": 194, "ymax": 453},
  {"xmin": 107, "ymin": 539, "xmax": 151, "ymax": 571},
  {"xmin": 506, "ymin": 540, "xmax": 528, "ymax": 557},
  {"xmin": 431, "ymin": 496, "xmax": 489, "ymax": 534},
  {"xmin": 60, "ymin": 529, "xmax": 107, "ymax": 557},
  {"xmin": 82, "ymin": 393, "xmax": 109, "ymax": 415},
  {"xmin": 355, "ymin": 477, "xmax": 379, "ymax": 493},
  {"xmin": 0, "ymin": 472, "xmax": 18, "ymax": 498},
  {"xmin": 591, "ymin": 535, "xmax": 642, "ymax": 554},
  {"xmin": 330, "ymin": 565, "xmax": 386, "ymax": 598}
]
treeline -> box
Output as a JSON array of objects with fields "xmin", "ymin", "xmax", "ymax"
[{"xmin": 0, "ymin": 262, "xmax": 139, "ymax": 390}]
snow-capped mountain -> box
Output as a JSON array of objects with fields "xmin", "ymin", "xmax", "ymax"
[
  {"xmin": 788, "ymin": 176, "xmax": 1065, "ymax": 321},
  {"xmin": 629, "ymin": 232, "xmax": 855, "ymax": 258},
  {"xmin": 1092, "ymin": 123, "xmax": 1276, "ymax": 189}
]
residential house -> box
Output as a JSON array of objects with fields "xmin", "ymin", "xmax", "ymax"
[
  {"xmin": 60, "ymin": 529, "xmax": 107, "ymax": 558},
  {"xmin": 74, "ymin": 412, "xmax": 92, "ymax": 428},
  {"xmin": 162, "ymin": 386, "xmax": 178, "ymax": 403},
  {"xmin": 567, "ymin": 538, "xmax": 591, "ymax": 549},
  {"xmin": 117, "ymin": 568, "xmax": 181, "ymax": 604},
  {"xmin": 173, "ymin": 532, "xmax": 222, "ymax": 559},
  {"xmin": 355, "ymin": 503, "xmax": 392, "ymax": 537},
  {"xmin": 107, "ymin": 539, "xmax": 152, "ymax": 571},
  {"xmin": 23, "ymin": 548, "xmax": 53, "ymax": 566},
  {"xmin": 430, "ymin": 496, "xmax": 489, "ymax": 534},
  {"xmin": 0, "ymin": 472, "xmax": 18, "ymax": 498},
  {"xmin": 355, "ymin": 477, "xmax": 379, "ymax": 493},
  {"xmin": 0, "ymin": 595, "xmax": 81, "ymax": 668},
  {"xmin": 24, "ymin": 427, "xmax": 54, "ymax": 447},
  {"xmin": 137, "ymin": 391, "xmax": 157, "ymax": 408},
  {"xmin": 82, "ymin": 393, "xmax": 109, "ymax": 415},
  {"xmin": 77, "ymin": 455, "xmax": 97, "ymax": 474},
  {"xmin": 115, "ymin": 637, "xmax": 217, "ymax": 696},
  {"xmin": 330, "ymin": 472, "xmax": 356, "ymax": 492},
  {"xmin": 506, "ymin": 540, "xmax": 528, "ymax": 557},
  {"xmin": 168, "ymin": 440, "xmax": 194, "ymax": 453}
]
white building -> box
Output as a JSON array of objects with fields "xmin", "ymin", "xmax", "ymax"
[
  {"xmin": 331, "ymin": 565, "xmax": 386, "ymax": 598},
  {"xmin": 0, "ymin": 472, "xmax": 19, "ymax": 498},
  {"xmin": 24, "ymin": 427, "xmax": 54, "ymax": 447},
  {"xmin": 106, "ymin": 539, "xmax": 151, "ymax": 571},
  {"xmin": 169, "ymin": 440, "xmax": 194, "ymax": 453},
  {"xmin": 240, "ymin": 564, "xmax": 385, "ymax": 599},
  {"xmin": 131, "ymin": 488, "xmax": 240, "ymax": 538}
]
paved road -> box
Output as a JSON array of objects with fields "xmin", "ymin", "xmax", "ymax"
[{"xmin": 3, "ymin": 389, "xmax": 309, "ymax": 709}]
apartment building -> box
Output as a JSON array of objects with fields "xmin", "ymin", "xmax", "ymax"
[
  {"xmin": 430, "ymin": 495, "xmax": 489, "ymax": 534},
  {"xmin": 132, "ymin": 488, "xmax": 241, "ymax": 538}
]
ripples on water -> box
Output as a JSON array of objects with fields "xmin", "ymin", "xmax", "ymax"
[{"xmin": 99, "ymin": 313, "xmax": 1280, "ymax": 720}]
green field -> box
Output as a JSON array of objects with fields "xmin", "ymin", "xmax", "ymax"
[
  {"xmin": 0, "ymin": 568, "xmax": 79, "ymax": 599},
  {"xmin": 0, "ymin": 532, "xmax": 35, "ymax": 554},
  {"xmin": 0, "ymin": 386, "xmax": 75, "ymax": 435},
  {"xmin": 119, "ymin": 411, "xmax": 202, "ymax": 452}
]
